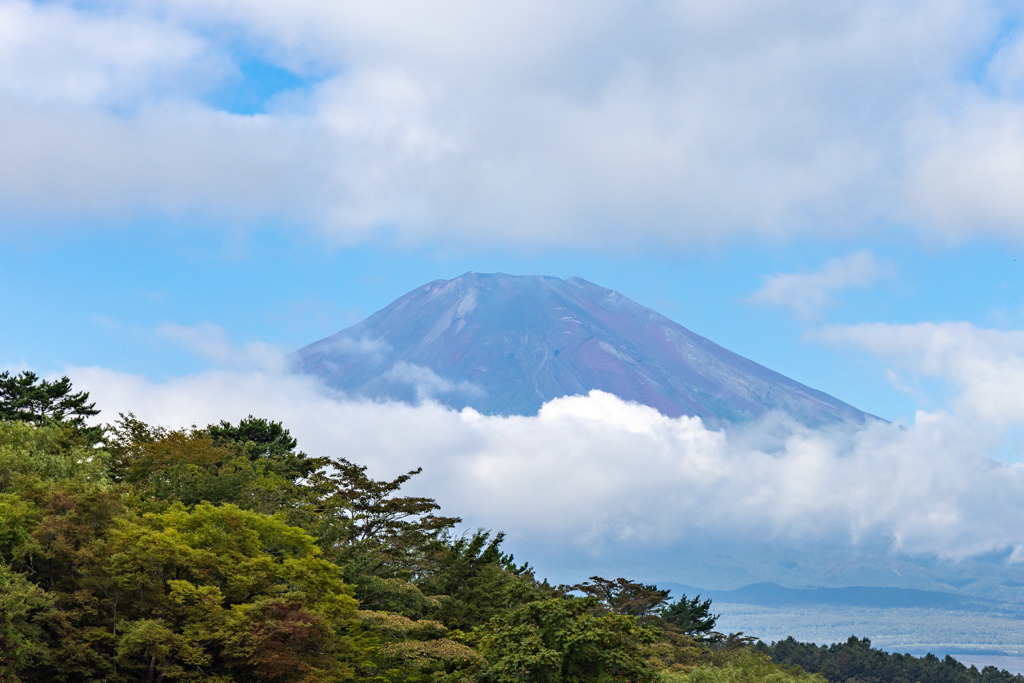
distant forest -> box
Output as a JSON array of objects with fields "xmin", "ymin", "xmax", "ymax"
[
  {"xmin": 1, "ymin": 370, "xmax": 1022, "ymax": 683},
  {"xmin": 758, "ymin": 637, "xmax": 1023, "ymax": 683}
]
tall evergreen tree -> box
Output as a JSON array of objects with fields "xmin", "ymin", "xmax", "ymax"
[
  {"xmin": 662, "ymin": 593, "xmax": 720, "ymax": 640},
  {"xmin": 0, "ymin": 371, "xmax": 101, "ymax": 443}
]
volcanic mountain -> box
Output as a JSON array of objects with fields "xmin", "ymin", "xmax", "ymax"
[{"xmin": 292, "ymin": 272, "xmax": 875, "ymax": 428}]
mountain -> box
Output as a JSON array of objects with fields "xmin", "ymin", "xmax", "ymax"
[
  {"xmin": 660, "ymin": 582, "xmax": 997, "ymax": 611},
  {"xmin": 291, "ymin": 272, "xmax": 876, "ymax": 428}
]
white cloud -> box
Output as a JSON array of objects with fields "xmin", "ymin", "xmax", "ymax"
[
  {"xmin": 1, "ymin": 1, "xmax": 1024, "ymax": 246},
  {"xmin": 0, "ymin": 0, "xmax": 218, "ymax": 107},
  {"xmin": 811, "ymin": 322, "xmax": 1024, "ymax": 425},
  {"xmin": 748, "ymin": 250, "xmax": 886, "ymax": 317},
  {"xmin": 156, "ymin": 322, "xmax": 285, "ymax": 371},
  {"xmin": 57, "ymin": 357, "xmax": 1024, "ymax": 581},
  {"xmin": 382, "ymin": 361, "xmax": 485, "ymax": 402}
]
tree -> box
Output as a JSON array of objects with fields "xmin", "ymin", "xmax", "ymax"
[
  {"xmin": 469, "ymin": 596, "xmax": 659, "ymax": 683},
  {"xmin": 662, "ymin": 594, "xmax": 720, "ymax": 641},
  {"xmin": 568, "ymin": 576, "xmax": 671, "ymax": 621},
  {"xmin": 0, "ymin": 371, "xmax": 100, "ymax": 443},
  {"xmin": 415, "ymin": 530, "xmax": 546, "ymax": 630},
  {"xmin": 310, "ymin": 457, "xmax": 462, "ymax": 580},
  {"xmin": 663, "ymin": 649, "xmax": 826, "ymax": 683},
  {"xmin": 757, "ymin": 635, "xmax": 1024, "ymax": 683},
  {"xmin": 103, "ymin": 413, "xmax": 333, "ymax": 525},
  {"xmin": 1, "ymin": 418, "xmax": 368, "ymax": 683}
]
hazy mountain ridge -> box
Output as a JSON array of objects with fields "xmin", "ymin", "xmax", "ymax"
[
  {"xmin": 293, "ymin": 272, "xmax": 877, "ymax": 428},
  {"xmin": 662, "ymin": 582, "xmax": 1002, "ymax": 612}
]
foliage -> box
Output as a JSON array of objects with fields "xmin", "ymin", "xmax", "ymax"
[
  {"xmin": 661, "ymin": 649, "xmax": 825, "ymax": 683},
  {"xmin": 352, "ymin": 610, "xmax": 482, "ymax": 683},
  {"xmin": 310, "ymin": 457, "xmax": 461, "ymax": 582},
  {"xmin": 661, "ymin": 594, "xmax": 719, "ymax": 641},
  {"xmin": 466, "ymin": 596, "xmax": 660, "ymax": 683},
  {"xmin": 104, "ymin": 413, "xmax": 330, "ymax": 523},
  {"xmin": 757, "ymin": 636, "xmax": 1024, "ymax": 683},
  {"xmin": 0, "ymin": 563, "xmax": 51, "ymax": 682},
  {"xmin": 104, "ymin": 414, "xmax": 462, "ymax": 589},
  {"xmin": 567, "ymin": 576, "xmax": 671, "ymax": 621},
  {"xmin": 0, "ymin": 419, "xmax": 359, "ymax": 682},
  {"xmin": 0, "ymin": 371, "xmax": 101, "ymax": 444},
  {"xmin": 415, "ymin": 530, "xmax": 550, "ymax": 631}
]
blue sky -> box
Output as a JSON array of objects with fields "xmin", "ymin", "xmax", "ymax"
[{"xmin": 8, "ymin": 0, "xmax": 1024, "ymax": 580}]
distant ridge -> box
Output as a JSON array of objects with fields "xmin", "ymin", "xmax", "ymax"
[
  {"xmin": 661, "ymin": 582, "xmax": 995, "ymax": 611},
  {"xmin": 292, "ymin": 272, "xmax": 877, "ymax": 428}
]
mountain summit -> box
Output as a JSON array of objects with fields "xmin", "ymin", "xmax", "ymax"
[{"xmin": 292, "ymin": 272, "xmax": 874, "ymax": 427}]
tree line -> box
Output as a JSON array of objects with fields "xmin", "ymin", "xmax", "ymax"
[
  {"xmin": 757, "ymin": 637, "xmax": 1024, "ymax": 683},
  {"xmin": 0, "ymin": 370, "xmax": 1020, "ymax": 683}
]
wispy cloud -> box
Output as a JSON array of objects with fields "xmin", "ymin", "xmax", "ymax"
[
  {"xmin": 382, "ymin": 361, "xmax": 485, "ymax": 402},
  {"xmin": 747, "ymin": 251, "xmax": 886, "ymax": 318},
  {"xmin": 156, "ymin": 322, "xmax": 285, "ymax": 371},
  {"xmin": 812, "ymin": 322, "xmax": 1024, "ymax": 425}
]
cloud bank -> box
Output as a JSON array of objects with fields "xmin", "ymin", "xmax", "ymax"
[
  {"xmin": 63, "ymin": 319, "xmax": 1024, "ymax": 583},
  {"xmin": 3, "ymin": 0, "xmax": 1024, "ymax": 246}
]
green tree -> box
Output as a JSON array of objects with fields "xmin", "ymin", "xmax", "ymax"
[
  {"xmin": 104, "ymin": 414, "xmax": 331, "ymax": 525},
  {"xmin": 352, "ymin": 610, "xmax": 482, "ymax": 683},
  {"xmin": 0, "ymin": 564, "xmax": 51, "ymax": 682},
  {"xmin": 0, "ymin": 420, "xmax": 362, "ymax": 682},
  {"xmin": 757, "ymin": 635, "xmax": 1024, "ymax": 683},
  {"xmin": 0, "ymin": 371, "xmax": 101, "ymax": 444},
  {"xmin": 662, "ymin": 594, "xmax": 720, "ymax": 641},
  {"xmin": 468, "ymin": 596, "xmax": 659, "ymax": 683},
  {"xmin": 568, "ymin": 577, "xmax": 671, "ymax": 621},
  {"xmin": 311, "ymin": 457, "xmax": 461, "ymax": 579},
  {"xmin": 414, "ymin": 530, "xmax": 547, "ymax": 630},
  {"xmin": 662, "ymin": 649, "xmax": 826, "ymax": 683},
  {"xmin": 104, "ymin": 414, "xmax": 461, "ymax": 580}
]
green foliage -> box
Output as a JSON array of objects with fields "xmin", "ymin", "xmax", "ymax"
[
  {"xmin": 0, "ymin": 420, "xmax": 109, "ymax": 493},
  {"xmin": 352, "ymin": 610, "xmax": 482, "ymax": 683},
  {"xmin": 661, "ymin": 594, "xmax": 719, "ymax": 641},
  {"xmin": 466, "ymin": 596, "xmax": 659, "ymax": 683},
  {"xmin": 311, "ymin": 457, "xmax": 461, "ymax": 580},
  {"xmin": 104, "ymin": 414, "xmax": 462, "ymax": 589},
  {"xmin": 0, "ymin": 371, "xmax": 101, "ymax": 444},
  {"xmin": 414, "ymin": 530, "xmax": 548, "ymax": 631},
  {"xmin": 661, "ymin": 649, "xmax": 825, "ymax": 683},
  {"xmin": 0, "ymin": 564, "xmax": 51, "ymax": 682},
  {"xmin": 104, "ymin": 413, "xmax": 330, "ymax": 523},
  {"xmin": 568, "ymin": 576, "xmax": 671, "ymax": 621},
  {"xmin": 3, "ymin": 499, "xmax": 359, "ymax": 681},
  {"xmin": 642, "ymin": 629, "xmax": 709, "ymax": 672},
  {"xmin": 757, "ymin": 636, "xmax": 1024, "ymax": 683},
  {"xmin": 0, "ymin": 421, "xmax": 360, "ymax": 682}
]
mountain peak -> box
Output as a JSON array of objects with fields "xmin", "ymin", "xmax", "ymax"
[{"xmin": 292, "ymin": 273, "xmax": 875, "ymax": 428}]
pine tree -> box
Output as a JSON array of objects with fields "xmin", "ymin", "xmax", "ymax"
[{"xmin": 0, "ymin": 371, "xmax": 101, "ymax": 443}]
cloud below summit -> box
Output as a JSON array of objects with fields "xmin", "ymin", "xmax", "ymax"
[{"xmin": 63, "ymin": 344, "xmax": 1024, "ymax": 583}]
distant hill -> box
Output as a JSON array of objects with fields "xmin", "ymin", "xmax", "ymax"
[
  {"xmin": 661, "ymin": 582, "xmax": 996, "ymax": 611},
  {"xmin": 292, "ymin": 272, "xmax": 877, "ymax": 428}
]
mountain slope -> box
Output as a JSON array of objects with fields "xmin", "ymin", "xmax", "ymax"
[{"xmin": 291, "ymin": 272, "xmax": 875, "ymax": 428}]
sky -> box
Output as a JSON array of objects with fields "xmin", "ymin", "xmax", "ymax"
[{"xmin": 5, "ymin": 0, "xmax": 1024, "ymax": 586}]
